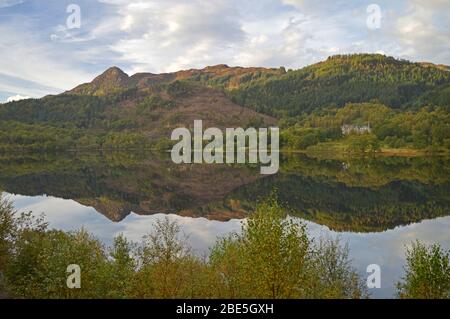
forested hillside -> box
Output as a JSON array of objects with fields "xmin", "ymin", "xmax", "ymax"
[
  {"xmin": 0, "ymin": 54, "xmax": 448, "ymax": 152},
  {"xmin": 227, "ymin": 54, "xmax": 450, "ymax": 117},
  {"xmin": 0, "ymin": 81, "xmax": 274, "ymax": 151},
  {"xmin": 280, "ymin": 103, "xmax": 449, "ymax": 152}
]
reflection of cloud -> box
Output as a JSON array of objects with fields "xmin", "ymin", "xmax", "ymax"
[
  {"xmin": 5, "ymin": 192, "xmax": 243, "ymax": 253},
  {"xmin": 305, "ymin": 217, "xmax": 450, "ymax": 298},
  {"xmin": 118, "ymin": 214, "xmax": 243, "ymax": 254},
  {"xmin": 5, "ymin": 191, "xmax": 450, "ymax": 298}
]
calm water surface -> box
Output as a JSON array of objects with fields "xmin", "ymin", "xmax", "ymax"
[{"xmin": 1, "ymin": 152, "xmax": 449, "ymax": 298}]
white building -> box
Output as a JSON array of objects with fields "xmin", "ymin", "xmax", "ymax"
[{"xmin": 341, "ymin": 123, "xmax": 372, "ymax": 135}]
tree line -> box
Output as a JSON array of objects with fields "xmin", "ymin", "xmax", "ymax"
[{"xmin": 0, "ymin": 195, "xmax": 448, "ymax": 299}]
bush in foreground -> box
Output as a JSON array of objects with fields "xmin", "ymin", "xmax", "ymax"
[
  {"xmin": 1, "ymin": 194, "xmax": 448, "ymax": 299},
  {"xmin": 397, "ymin": 241, "xmax": 449, "ymax": 299}
]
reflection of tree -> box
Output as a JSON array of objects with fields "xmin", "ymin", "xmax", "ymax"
[
  {"xmin": 0, "ymin": 152, "xmax": 262, "ymax": 221},
  {"xmin": 280, "ymin": 154, "xmax": 450, "ymax": 187},
  {"xmin": 219, "ymin": 154, "xmax": 449, "ymax": 232},
  {"xmin": 224, "ymin": 174, "xmax": 449, "ymax": 232},
  {"xmin": 0, "ymin": 152, "xmax": 448, "ymax": 232}
]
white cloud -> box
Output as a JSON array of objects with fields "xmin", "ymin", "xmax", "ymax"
[
  {"xmin": 0, "ymin": 0, "xmax": 448, "ymax": 98},
  {"xmin": 106, "ymin": 0, "xmax": 356, "ymax": 71},
  {"xmin": 389, "ymin": 0, "xmax": 450, "ymax": 62},
  {"xmin": 280, "ymin": 0, "xmax": 307, "ymax": 9},
  {"xmin": 108, "ymin": 0, "xmax": 245, "ymax": 73},
  {"xmin": 6, "ymin": 94, "xmax": 30, "ymax": 102}
]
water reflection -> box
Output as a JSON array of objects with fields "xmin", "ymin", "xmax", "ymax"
[
  {"xmin": 5, "ymin": 192, "xmax": 450, "ymax": 298},
  {"xmin": 0, "ymin": 152, "xmax": 448, "ymax": 231},
  {"xmin": 1, "ymin": 152, "xmax": 449, "ymax": 298}
]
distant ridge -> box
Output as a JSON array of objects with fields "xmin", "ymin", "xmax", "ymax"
[
  {"xmin": 68, "ymin": 64, "xmax": 284, "ymax": 96},
  {"xmin": 65, "ymin": 54, "xmax": 449, "ymax": 117},
  {"xmin": 0, "ymin": 53, "xmax": 448, "ymax": 152}
]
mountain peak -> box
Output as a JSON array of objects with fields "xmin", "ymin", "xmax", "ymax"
[
  {"xmin": 68, "ymin": 66, "xmax": 130, "ymax": 95},
  {"xmin": 104, "ymin": 66, "xmax": 127, "ymax": 74},
  {"xmin": 93, "ymin": 66, "xmax": 129, "ymax": 85},
  {"xmin": 204, "ymin": 64, "xmax": 230, "ymax": 70}
]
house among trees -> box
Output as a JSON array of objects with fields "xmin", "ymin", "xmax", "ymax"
[{"xmin": 341, "ymin": 123, "xmax": 372, "ymax": 135}]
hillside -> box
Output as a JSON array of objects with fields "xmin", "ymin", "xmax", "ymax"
[
  {"xmin": 68, "ymin": 64, "xmax": 285, "ymax": 96},
  {"xmin": 226, "ymin": 54, "xmax": 450, "ymax": 117},
  {"xmin": 0, "ymin": 66, "xmax": 277, "ymax": 151},
  {"xmin": 0, "ymin": 54, "xmax": 448, "ymax": 151}
]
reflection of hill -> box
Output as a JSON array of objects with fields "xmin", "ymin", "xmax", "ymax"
[
  {"xmin": 0, "ymin": 153, "xmax": 448, "ymax": 232},
  {"xmin": 210, "ymin": 155, "xmax": 450, "ymax": 232},
  {"xmin": 223, "ymin": 174, "xmax": 449, "ymax": 232},
  {"xmin": 280, "ymin": 154, "xmax": 450, "ymax": 187},
  {"xmin": 0, "ymin": 152, "xmax": 262, "ymax": 221}
]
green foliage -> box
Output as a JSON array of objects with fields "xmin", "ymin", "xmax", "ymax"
[
  {"xmin": 245, "ymin": 116, "xmax": 266, "ymax": 128},
  {"xmin": 106, "ymin": 235, "xmax": 136, "ymax": 298},
  {"xmin": 6, "ymin": 228, "xmax": 109, "ymax": 298},
  {"xmin": 0, "ymin": 54, "xmax": 448, "ymax": 153},
  {"xmin": 281, "ymin": 127, "xmax": 342, "ymax": 150},
  {"xmin": 279, "ymin": 102, "xmax": 449, "ymax": 152},
  {"xmin": 376, "ymin": 106, "xmax": 450, "ymax": 150},
  {"xmin": 0, "ymin": 196, "xmax": 18, "ymax": 275},
  {"xmin": 0, "ymin": 95, "xmax": 107, "ymax": 128},
  {"xmin": 210, "ymin": 198, "xmax": 367, "ymax": 298},
  {"xmin": 104, "ymin": 88, "xmax": 138, "ymax": 102},
  {"xmin": 0, "ymin": 194, "xmax": 48, "ymax": 297},
  {"xmin": 103, "ymin": 132, "xmax": 150, "ymax": 150},
  {"xmin": 166, "ymin": 80, "xmax": 194, "ymax": 98},
  {"xmin": 346, "ymin": 134, "xmax": 381, "ymax": 153},
  {"xmin": 0, "ymin": 121, "xmax": 79, "ymax": 151},
  {"xmin": 334, "ymin": 102, "xmax": 391, "ymax": 126},
  {"xmin": 0, "ymin": 195, "xmax": 368, "ymax": 299},
  {"xmin": 130, "ymin": 218, "xmax": 211, "ymax": 298},
  {"xmin": 2, "ymin": 194, "xmax": 449, "ymax": 299},
  {"xmin": 308, "ymin": 238, "xmax": 366, "ymax": 298},
  {"xmin": 108, "ymin": 119, "xmax": 136, "ymax": 130},
  {"xmin": 137, "ymin": 95, "xmax": 174, "ymax": 114},
  {"xmin": 151, "ymin": 137, "xmax": 175, "ymax": 150},
  {"xmin": 210, "ymin": 199, "xmax": 311, "ymax": 298},
  {"xmin": 228, "ymin": 54, "xmax": 450, "ymax": 117},
  {"xmin": 184, "ymin": 66, "xmax": 284, "ymax": 90},
  {"xmin": 397, "ymin": 241, "xmax": 449, "ymax": 299}
]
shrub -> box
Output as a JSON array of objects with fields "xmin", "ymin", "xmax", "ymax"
[{"xmin": 397, "ymin": 241, "xmax": 449, "ymax": 299}]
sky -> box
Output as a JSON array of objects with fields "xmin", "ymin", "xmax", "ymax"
[{"xmin": 0, "ymin": 0, "xmax": 449, "ymax": 101}]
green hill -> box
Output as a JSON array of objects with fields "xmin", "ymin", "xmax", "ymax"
[
  {"xmin": 0, "ymin": 53, "xmax": 448, "ymax": 152},
  {"xmin": 0, "ymin": 68, "xmax": 276, "ymax": 151},
  {"xmin": 226, "ymin": 54, "xmax": 450, "ymax": 117}
]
